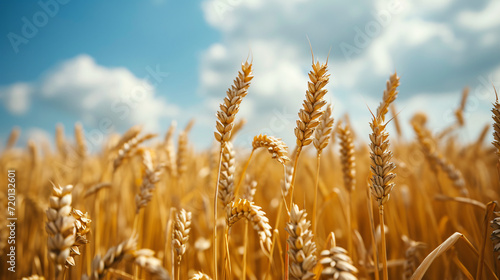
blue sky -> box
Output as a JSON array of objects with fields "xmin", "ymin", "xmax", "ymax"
[{"xmin": 1, "ymin": 0, "xmax": 500, "ymax": 150}]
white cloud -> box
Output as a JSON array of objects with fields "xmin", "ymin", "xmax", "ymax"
[
  {"xmin": 1, "ymin": 55, "xmax": 179, "ymax": 134},
  {"xmin": 0, "ymin": 83, "xmax": 32, "ymax": 115},
  {"xmin": 457, "ymin": 1, "xmax": 500, "ymax": 31},
  {"xmin": 198, "ymin": 0, "xmax": 500, "ymax": 148}
]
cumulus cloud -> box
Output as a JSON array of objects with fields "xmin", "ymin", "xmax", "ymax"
[
  {"xmin": 0, "ymin": 83, "xmax": 32, "ymax": 115},
  {"xmin": 1, "ymin": 55, "xmax": 179, "ymax": 136},
  {"xmin": 198, "ymin": 0, "xmax": 500, "ymax": 146}
]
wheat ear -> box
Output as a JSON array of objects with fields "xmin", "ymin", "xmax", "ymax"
[
  {"xmin": 173, "ymin": 208, "xmax": 192, "ymax": 280},
  {"xmin": 338, "ymin": 120, "xmax": 356, "ymax": 258},
  {"xmin": 492, "ymin": 87, "xmax": 500, "ymax": 156},
  {"xmin": 6, "ymin": 126, "xmax": 20, "ymax": 150},
  {"xmin": 45, "ymin": 184, "xmax": 76, "ymax": 279},
  {"xmin": 74, "ymin": 123, "xmax": 87, "ymax": 158},
  {"xmin": 213, "ymin": 61, "xmax": 253, "ymax": 280},
  {"xmin": 131, "ymin": 249, "xmax": 170, "ymax": 280},
  {"xmin": 252, "ymin": 134, "xmax": 290, "ymax": 164},
  {"xmin": 402, "ymin": 235, "xmax": 426, "ymax": 280},
  {"xmin": 226, "ymin": 198, "xmax": 273, "ymax": 255},
  {"xmin": 369, "ymin": 72, "xmax": 399, "ymax": 280},
  {"xmin": 83, "ymin": 237, "xmax": 137, "ymax": 280},
  {"xmin": 312, "ymin": 103, "xmax": 334, "ymax": 233},
  {"xmin": 412, "ymin": 121, "xmax": 467, "ymax": 195},
  {"xmin": 491, "ymin": 215, "xmax": 500, "ymax": 260},
  {"xmin": 286, "ymin": 204, "xmax": 317, "ymax": 280},
  {"xmin": 69, "ymin": 209, "xmax": 92, "ymax": 265},
  {"xmin": 164, "ymin": 121, "xmax": 178, "ymax": 178},
  {"xmin": 191, "ymin": 272, "xmax": 213, "ymax": 280},
  {"xmin": 218, "ymin": 142, "xmax": 235, "ymax": 209},
  {"xmin": 135, "ymin": 149, "xmax": 164, "ymax": 213},
  {"xmin": 113, "ymin": 131, "xmax": 157, "ymax": 171},
  {"xmin": 320, "ymin": 233, "xmax": 358, "ymax": 280}
]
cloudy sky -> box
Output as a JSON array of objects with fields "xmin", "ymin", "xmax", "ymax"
[{"xmin": 1, "ymin": 0, "xmax": 500, "ymax": 150}]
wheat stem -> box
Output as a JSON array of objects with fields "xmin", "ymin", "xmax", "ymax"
[
  {"xmin": 213, "ymin": 148, "xmax": 223, "ymax": 280},
  {"xmin": 235, "ymin": 149, "xmax": 254, "ymax": 197},
  {"xmin": 379, "ymin": 206, "xmax": 388, "ymax": 280},
  {"xmin": 312, "ymin": 155, "xmax": 320, "ymax": 234}
]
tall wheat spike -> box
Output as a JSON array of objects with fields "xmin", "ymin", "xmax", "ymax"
[
  {"xmin": 286, "ymin": 204, "xmax": 317, "ymax": 280},
  {"xmin": 46, "ymin": 184, "xmax": 76, "ymax": 279}
]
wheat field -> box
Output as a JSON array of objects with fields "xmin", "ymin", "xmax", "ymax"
[{"xmin": 1, "ymin": 57, "xmax": 500, "ymax": 280}]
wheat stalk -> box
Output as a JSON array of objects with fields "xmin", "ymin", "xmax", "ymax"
[
  {"xmin": 286, "ymin": 204, "xmax": 317, "ymax": 280},
  {"xmin": 45, "ymin": 184, "xmax": 76, "ymax": 279}
]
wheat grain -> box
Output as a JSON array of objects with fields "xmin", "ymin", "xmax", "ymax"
[
  {"xmin": 226, "ymin": 198, "xmax": 272, "ymax": 254},
  {"xmin": 252, "ymin": 134, "xmax": 290, "ymax": 164},
  {"xmin": 286, "ymin": 204, "xmax": 317, "ymax": 280}
]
